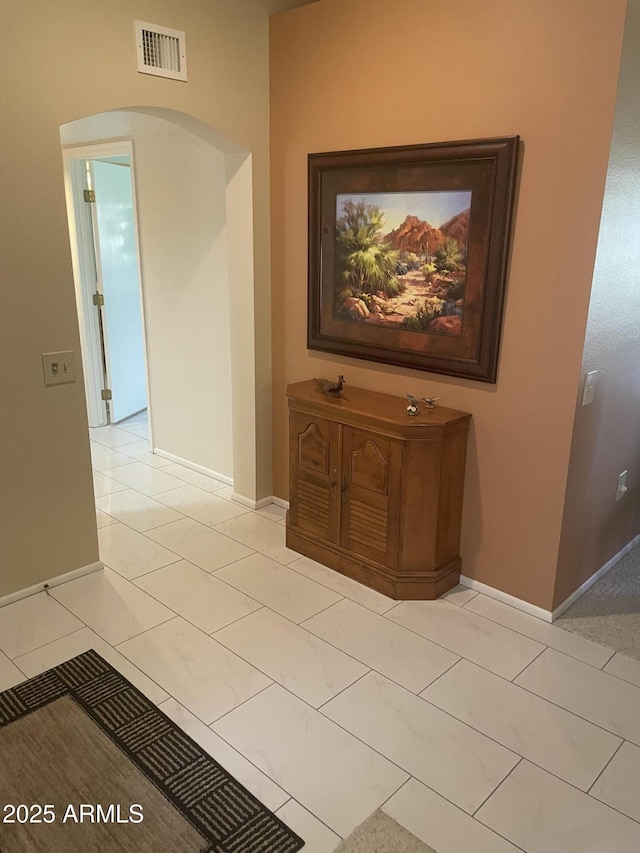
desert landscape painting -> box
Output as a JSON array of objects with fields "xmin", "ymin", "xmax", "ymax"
[{"xmin": 334, "ymin": 190, "xmax": 472, "ymax": 337}]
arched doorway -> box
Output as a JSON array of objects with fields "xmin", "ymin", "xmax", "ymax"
[{"xmin": 61, "ymin": 108, "xmax": 266, "ymax": 505}]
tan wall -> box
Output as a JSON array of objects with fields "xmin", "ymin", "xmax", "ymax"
[
  {"xmin": 555, "ymin": 0, "xmax": 640, "ymax": 608},
  {"xmin": 270, "ymin": 0, "xmax": 627, "ymax": 609},
  {"xmin": 0, "ymin": 0, "xmax": 274, "ymax": 598}
]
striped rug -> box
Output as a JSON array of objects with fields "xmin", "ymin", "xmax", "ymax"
[{"xmin": 0, "ymin": 649, "xmax": 303, "ymax": 852}]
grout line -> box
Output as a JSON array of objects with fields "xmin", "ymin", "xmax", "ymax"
[
  {"xmin": 587, "ymin": 738, "xmax": 626, "ymax": 796},
  {"xmin": 472, "ymin": 756, "xmax": 523, "ymax": 817},
  {"xmin": 275, "ymin": 797, "xmax": 342, "ymax": 841},
  {"xmin": 510, "ymin": 644, "xmax": 548, "ymax": 682},
  {"xmin": 461, "ymin": 594, "xmax": 617, "ymax": 670}
]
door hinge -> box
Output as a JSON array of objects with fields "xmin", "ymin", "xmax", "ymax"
[
  {"xmin": 92, "ymin": 292, "xmax": 104, "ymax": 307},
  {"xmin": 101, "ymin": 389, "xmax": 112, "ymax": 401},
  {"xmin": 83, "ymin": 189, "xmax": 96, "ymax": 203}
]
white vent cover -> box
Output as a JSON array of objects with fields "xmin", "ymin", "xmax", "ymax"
[{"xmin": 135, "ymin": 21, "xmax": 187, "ymax": 81}]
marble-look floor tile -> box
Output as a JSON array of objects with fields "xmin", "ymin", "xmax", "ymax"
[
  {"xmin": 215, "ymin": 553, "xmax": 342, "ymax": 623},
  {"xmin": 118, "ymin": 618, "xmax": 271, "ymax": 725},
  {"xmin": 14, "ymin": 627, "xmax": 169, "ymax": 704},
  {"xmin": 92, "ymin": 470, "xmax": 127, "ymax": 498},
  {"xmin": 322, "ymin": 672, "xmax": 518, "ymax": 814},
  {"xmin": 423, "ymin": 659, "xmax": 620, "ymax": 791},
  {"xmin": 215, "ymin": 608, "xmax": 368, "ymax": 707},
  {"xmin": 103, "ymin": 461, "xmax": 184, "ymax": 496},
  {"xmin": 214, "ymin": 513, "xmax": 300, "ymax": 565},
  {"xmin": 95, "ymin": 489, "xmax": 183, "ymax": 532},
  {"xmin": 146, "ymin": 518, "xmax": 254, "ymax": 572},
  {"xmin": 118, "ymin": 420, "xmax": 149, "ymax": 439},
  {"xmin": 465, "ymin": 594, "xmax": 614, "ymax": 668},
  {"xmin": 303, "ymin": 599, "xmax": 458, "ymax": 693},
  {"xmin": 158, "ymin": 698, "xmax": 289, "ymax": 811},
  {"xmin": 275, "ymin": 801, "xmax": 341, "ymax": 853},
  {"xmin": 157, "ymin": 462, "xmax": 227, "ymax": 492},
  {"xmin": 383, "ymin": 778, "xmax": 521, "ymax": 853},
  {"xmin": 0, "ymin": 650, "xmax": 26, "ymax": 690},
  {"xmin": 215, "ymin": 485, "xmax": 235, "ymax": 501},
  {"xmin": 439, "ymin": 584, "xmax": 479, "ymax": 606},
  {"xmin": 118, "ymin": 440, "xmax": 173, "ymax": 468},
  {"xmin": 476, "ymin": 760, "xmax": 640, "ymax": 852},
  {"xmin": 212, "ymin": 684, "xmax": 408, "ymax": 838},
  {"xmin": 89, "ymin": 425, "xmax": 139, "ymax": 448},
  {"xmin": 515, "ymin": 648, "xmax": 640, "ymax": 745},
  {"xmin": 386, "ymin": 600, "xmax": 544, "ymax": 680},
  {"xmin": 96, "ymin": 509, "xmax": 116, "ymax": 529},
  {"xmin": 289, "ymin": 556, "xmax": 397, "ymax": 615},
  {"xmin": 255, "ymin": 503, "xmax": 287, "ymax": 522},
  {"xmin": 90, "ymin": 443, "xmax": 133, "ymax": 472},
  {"xmin": 156, "ymin": 484, "xmax": 249, "ymax": 526},
  {"xmin": 98, "ymin": 522, "xmax": 180, "ymax": 580},
  {"xmin": 590, "ymin": 741, "xmax": 640, "ymax": 822},
  {"xmin": 134, "ymin": 561, "xmax": 262, "ymax": 633},
  {"xmin": 603, "ymin": 653, "xmax": 640, "ymax": 688},
  {"xmin": 0, "ymin": 593, "xmax": 82, "ymax": 658},
  {"xmin": 50, "ymin": 568, "xmax": 174, "ymax": 646}
]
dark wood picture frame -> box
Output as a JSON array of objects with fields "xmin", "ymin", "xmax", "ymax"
[{"xmin": 308, "ymin": 137, "xmax": 519, "ymax": 383}]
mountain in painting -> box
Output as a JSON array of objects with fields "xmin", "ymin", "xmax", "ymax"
[
  {"xmin": 385, "ymin": 215, "xmax": 445, "ymax": 255},
  {"xmin": 439, "ymin": 208, "xmax": 470, "ymax": 248}
]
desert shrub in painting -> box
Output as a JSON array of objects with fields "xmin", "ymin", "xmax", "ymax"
[{"xmin": 336, "ymin": 200, "xmax": 400, "ymax": 299}]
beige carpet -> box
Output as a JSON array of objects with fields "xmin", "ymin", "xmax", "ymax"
[
  {"xmin": 336, "ymin": 810, "xmax": 437, "ymax": 853},
  {"xmin": 557, "ymin": 543, "xmax": 640, "ymax": 660}
]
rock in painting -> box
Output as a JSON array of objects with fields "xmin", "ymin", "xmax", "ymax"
[
  {"xmin": 428, "ymin": 315, "xmax": 462, "ymax": 336},
  {"xmin": 339, "ymin": 297, "xmax": 370, "ymax": 320}
]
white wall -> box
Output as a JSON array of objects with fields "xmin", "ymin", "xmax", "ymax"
[{"xmin": 62, "ymin": 110, "xmax": 234, "ymax": 480}]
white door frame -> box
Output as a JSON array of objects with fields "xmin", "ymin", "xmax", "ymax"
[{"xmin": 62, "ymin": 140, "xmax": 152, "ymax": 437}]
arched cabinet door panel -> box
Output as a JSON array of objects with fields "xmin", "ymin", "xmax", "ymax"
[
  {"xmin": 340, "ymin": 428, "xmax": 402, "ymax": 567},
  {"xmin": 288, "ymin": 413, "xmax": 340, "ymax": 543}
]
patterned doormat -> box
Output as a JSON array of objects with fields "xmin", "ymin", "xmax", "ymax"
[{"xmin": 0, "ymin": 649, "xmax": 304, "ymax": 852}]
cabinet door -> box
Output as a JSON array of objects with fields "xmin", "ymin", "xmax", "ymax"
[
  {"xmin": 340, "ymin": 427, "xmax": 402, "ymax": 567},
  {"xmin": 289, "ymin": 411, "xmax": 340, "ymax": 543}
]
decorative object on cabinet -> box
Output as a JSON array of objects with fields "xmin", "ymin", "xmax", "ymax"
[
  {"xmin": 314, "ymin": 374, "xmax": 346, "ymax": 397},
  {"xmin": 286, "ymin": 381, "xmax": 471, "ymax": 600},
  {"xmin": 422, "ymin": 396, "xmax": 440, "ymax": 409},
  {"xmin": 405, "ymin": 394, "xmax": 419, "ymax": 416},
  {"xmin": 307, "ymin": 136, "xmax": 520, "ymax": 383}
]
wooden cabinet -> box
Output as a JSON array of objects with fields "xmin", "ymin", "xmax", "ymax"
[{"xmin": 286, "ymin": 381, "xmax": 471, "ymax": 600}]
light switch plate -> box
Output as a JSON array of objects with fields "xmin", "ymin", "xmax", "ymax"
[
  {"xmin": 42, "ymin": 351, "xmax": 76, "ymax": 386},
  {"xmin": 582, "ymin": 370, "xmax": 597, "ymax": 406}
]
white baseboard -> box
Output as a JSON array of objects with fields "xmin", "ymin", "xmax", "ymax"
[
  {"xmin": 231, "ymin": 494, "xmax": 289, "ymax": 510},
  {"xmin": 459, "ymin": 575, "xmax": 553, "ymax": 622},
  {"xmin": 461, "ymin": 532, "xmax": 640, "ymax": 624},
  {"xmin": 152, "ymin": 448, "xmax": 233, "ymax": 487},
  {"xmin": 551, "ymin": 532, "xmax": 640, "ymax": 620},
  {"xmin": 271, "ymin": 496, "xmax": 289, "ymax": 510},
  {"xmin": 0, "ymin": 561, "xmax": 103, "ymax": 610}
]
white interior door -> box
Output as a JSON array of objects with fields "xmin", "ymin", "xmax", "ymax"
[{"xmin": 91, "ymin": 159, "xmax": 147, "ymax": 423}]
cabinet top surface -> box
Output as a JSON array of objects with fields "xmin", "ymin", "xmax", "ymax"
[{"xmin": 286, "ymin": 380, "xmax": 471, "ymax": 432}]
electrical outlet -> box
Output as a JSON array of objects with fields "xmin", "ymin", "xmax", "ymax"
[
  {"xmin": 617, "ymin": 470, "xmax": 628, "ymax": 501},
  {"xmin": 42, "ymin": 351, "xmax": 76, "ymax": 386},
  {"xmin": 582, "ymin": 370, "xmax": 597, "ymax": 406}
]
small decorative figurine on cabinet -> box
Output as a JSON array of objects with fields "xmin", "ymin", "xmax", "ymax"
[
  {"xmin": 422, "ymin": 396, "xmax": 440, "ymax": 409},
  {"xmin": 314, "ymin": 375, "xmax": 345, "ymax": 398},
  {"xmin": 406, "ymin": 394, "xmax": 419, "ymax": 416}
]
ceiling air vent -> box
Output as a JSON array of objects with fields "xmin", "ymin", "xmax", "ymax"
[{"xmin": 135, "ymin": 21, "xmax": 187, "ymax": 82}]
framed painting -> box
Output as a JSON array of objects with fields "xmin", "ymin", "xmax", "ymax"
[{"xmin": 307, "ymin": 136, "xmax": 520, "ymax": 382}]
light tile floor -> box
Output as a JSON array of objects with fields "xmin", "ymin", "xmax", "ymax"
[{"xmin": 2, "ymin": 414, "xmax": 640, "ymax": 850}]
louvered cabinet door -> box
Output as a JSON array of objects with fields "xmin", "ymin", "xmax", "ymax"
[
  {"xmin": 288, "ymin": 412, "xmax": 340, "ymax": 543},
  {"xmin": 339, "ymin": 427, "xmax": 402, "ymax": 568}
]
